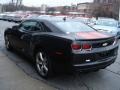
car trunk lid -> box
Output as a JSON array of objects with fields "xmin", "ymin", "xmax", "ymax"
[
  {"xmin": 74, "ymin": 31, "xmax": 113, "ymax": 40},
  {"xmin": 69, "ymin": 31, "xmax": 116, "ymax": 49}
]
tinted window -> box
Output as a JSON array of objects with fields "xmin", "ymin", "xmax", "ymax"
[
  {"xmin": 20, "ymin": 21, "xmax": 37, "ymax": 31},
  {"xmin": 54, "ymin": 21, "xmax": 95, "ymax": 33},
  {"xmin": 36, "ymin": 22, "xmax": 45, "ymax": 32},
  {"xmin": 41, "ymin": 22, "xmax": 51, "ymax": 32}
]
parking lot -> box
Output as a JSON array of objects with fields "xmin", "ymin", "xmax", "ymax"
[{"xmin": 1, "ymin": 20, "xmax": 120, "ymax": 90}]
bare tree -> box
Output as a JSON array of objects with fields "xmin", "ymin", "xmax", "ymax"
[{"xmin": 92, "ymin": 4, "xmax": 114, "ymax": 19}]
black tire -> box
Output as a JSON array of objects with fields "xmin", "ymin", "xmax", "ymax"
[
  {"xmin": 5, "ymin": 35, "xmax": 13, "ymax": 51},
  {"xmin": 35, "ymin": 51, "xmax": 53, "ymax": 78}
]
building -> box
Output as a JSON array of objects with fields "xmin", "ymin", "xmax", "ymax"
[
  {"xmin": 46, "ymin": 3, "xmax": 95, "ymax": 17},
  {"xmin": 77, "ymin": 3, "xmax": 94, "ymax": 17},
  {"xmin": 47, "ymin": 5, "xmax": 78, "ymax": 16},
  {"xmin": 46, "ymin": 6, "xmax": 62, "ymax": 15},
  {"xmin": 94, "ymin": 0, "xmax": 120, "ymax": 19},
  {"xmin": 40, "ymin": 4, "xmax": 47, "ymax": 14},
  {"xmin": 65, "ymin": 4, "xmax": 77, "ymax": 12},
  {"xmin": 62, "ymin": 5, "xmax": 80, "ymax": 16}
]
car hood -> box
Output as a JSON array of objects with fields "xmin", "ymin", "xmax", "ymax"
[{"xmin": 93, "ymin": 25, "xmax": 118, "ymax": 34}]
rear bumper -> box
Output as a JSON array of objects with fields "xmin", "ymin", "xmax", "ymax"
[
  {"xmin": 73, "ymin": 56, "xmax": 116, "ymax": 71},
  {"xmin": 53, "ymin": 46, "xmax": 118, "ymax": 72},
  {"xmin": 71, "ymin": 46, "xmax": 118, "ymax": 71}
]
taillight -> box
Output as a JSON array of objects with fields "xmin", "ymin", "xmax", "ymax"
[
  {"xmin": 82, "ymin": 43, "xmax": 92, "ymax": 50},
  {"xmin": 71, "ymin": 43, "xmax": 92, "ymax": 51},
  {"xmin": 71, "ymin": 43, "xmax": 81, "ymax": 50}
]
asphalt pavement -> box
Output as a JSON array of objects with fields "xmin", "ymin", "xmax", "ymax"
[{"xmin": 0, "ymin": 20, "xmax": 120, "ymax": 90}]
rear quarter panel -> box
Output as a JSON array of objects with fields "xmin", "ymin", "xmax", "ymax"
[{"xmin": 31, "ymin": 33, "xmax": 73, "ymax": 59}]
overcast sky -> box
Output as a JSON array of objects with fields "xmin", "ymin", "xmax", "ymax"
[{"xmin": 0, "ymin": 0, "xmax": 93, "ymax": 7}]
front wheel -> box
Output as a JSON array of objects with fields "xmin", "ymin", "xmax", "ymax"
[
  {"xmin": 5, "ymin": 35, "xmax": 12, "ymax": 51},
  {"xmin": 35, "ymin": 51, "xmax": 53, "ymax": 78}
]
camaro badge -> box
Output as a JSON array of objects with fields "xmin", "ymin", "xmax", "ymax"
[{"xmin": 102, "ymin": 43, "xmax": 108, "ymax": 47}]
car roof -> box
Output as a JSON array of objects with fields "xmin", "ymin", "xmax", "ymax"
[
  {"xmin": 25, "ymin": 17, "xmax": 86, "ymax": 34},
  {"xmin": 24, "ymin": 17, "xmax": 68, "ymax": 33},
  {"xmin": 28, "ymin": 16, "xmax": 80, "ymax": 24}
]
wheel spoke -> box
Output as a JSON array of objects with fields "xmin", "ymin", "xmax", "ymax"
[
  {"xmin": 43, "ymin": 65, "xmax": 48, "ymax": 72},
  {"xmin": 5, "ymin": 36, "xmax": 10, "ymax": 48},
  {"xmin": 37, "ymin": 59, "xmax": 42, "ymax": 65},
  {"xmin": 41, "ymin": 65, "xmax": 44, "ymax": 73},
  {"xmin": 43, "ymin": 58, "xmax": 47, "ymax": 65},
  {"xmin": 7, "ymin": 41, "xmax": 9, "ymax": 47},
  {"xmin": 39, "ymin": 53, "xmax": 44, "ymax": 61}
]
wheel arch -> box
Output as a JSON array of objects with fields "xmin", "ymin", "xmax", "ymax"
[{"xmin": 33, "ymin": 44, "xmax": 49, "ymax": 58}]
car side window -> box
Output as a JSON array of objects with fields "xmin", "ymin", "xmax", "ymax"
[
  {"xmin": 35, "ymin": 22, "xmax": 51, "ymax": 32},
  {"xmin": 19, "ymin": 21, "xmax": 37, "ymax": 31},
  {"xmin": 41, "ymin": 22, "xmax": 52, "ymax": 32},
  {"xmin": 36, "ymin": 22, "xmax": 45, "ymax": 32}
]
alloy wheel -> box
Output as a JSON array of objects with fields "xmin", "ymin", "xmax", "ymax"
[
  {"xmin": 36, "ymin": 52, "xmax": 49, "ymax": 77},
  {"xmin": 5, "ymin": 36, "xmax": 11, "ymax": 49}
]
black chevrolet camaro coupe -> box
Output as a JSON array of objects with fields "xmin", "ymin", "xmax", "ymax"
[{"xmin": 4, "ymin": 18, "xmax": 119, "ymax": 78}]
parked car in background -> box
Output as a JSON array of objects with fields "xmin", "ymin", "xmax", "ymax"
[
  {"xmin": 4, "ymin": 17, "xmax": 119, "ymax": 78},
  {"xmin": 88, "ymin": 17, "xmax": 97, "ymax": 26},
  {"xmin": 12, "ymin": 15, "xmax": 22, "ymax": 23},
  {"xmin": 14, "ymin": 14, "xmax": 28, "ymax": 22},
  {"xmin": 23, "ymin": 14, "xmax": 39, "ymax": 20},
  {"xmin": 2, "ymin": 12, "xmax": 11, "ymax": 21},
  {"xmin": 6, "ymin": 14, "xmax": 16, "ymax": 22},
  {"xmin": 92, "ymin": 18, "xmax": 120, "ymax": 38},
  {"xmin": 0, "ymin": 12, "xmax": 24, "ymax": 22},
  {"xmin": 72, "ymin": 17, "xmax": 91, "ymax": 24},
  {"xmin": 0, "ymin": 13, "xmax": 5, "ymax": 20},
  {"xmin": 10, "ymin": 11, "xmax": 30, "ymax": 22},
  {"xmin": 38, "ymin": 15, "xmax": 52, "ymax": 18}
]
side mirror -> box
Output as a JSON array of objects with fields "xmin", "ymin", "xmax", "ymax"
[{"xmin": 12, "ymin": 25, "xmax": 19, "ymax": 30}]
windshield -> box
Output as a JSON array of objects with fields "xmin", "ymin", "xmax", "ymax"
[
  {"xmin": 54, "ymin": 21, "xmax": 95, "ymax": 33},
  {"xmin": 96, "ymin": 20, "xmax": 118, "ymax": 27}
]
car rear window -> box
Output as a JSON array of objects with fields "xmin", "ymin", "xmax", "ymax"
[{"xmin": 54, "ymin": 21, "xmax": 95, "ymax": 33}]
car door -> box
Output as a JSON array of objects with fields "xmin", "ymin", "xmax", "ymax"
[
  {"xmin": 20, "ymin": 21, "xmax": 47, "ymax": 55},
  {"xmin": 22, "ymin": 21, "xmax": 46, "ymax": 51},
  {"xmin": 22, "ymin": 21, "xmax": 51, "ymax": 55},
  {"xmin": 14, "ymin": 20, "xmax": 38, "ymax": 51}
]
